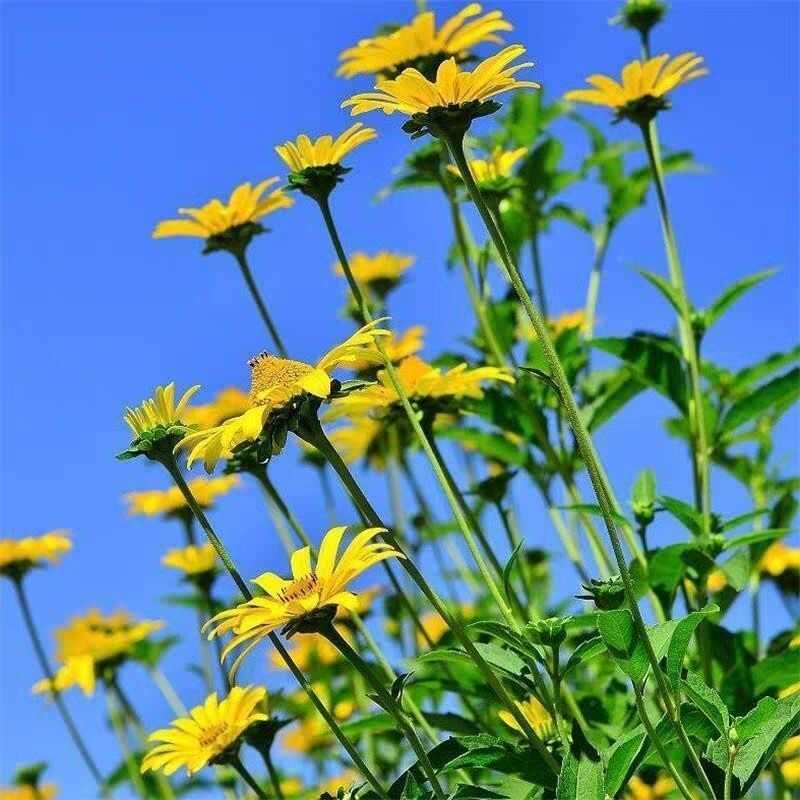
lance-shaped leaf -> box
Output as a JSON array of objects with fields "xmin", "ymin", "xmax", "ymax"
[
  {"xmin": 705, "ymin": 268, "xmax": 777, "ymax": 329},
  {"xmin": 719, "ymin": 367, "xmax": 799, "ymax": 433}
]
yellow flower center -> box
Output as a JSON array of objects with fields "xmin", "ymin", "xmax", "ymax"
[
  {"xmin": 278, "ymin": 573, "xmax": 319, "ymax": 603},
  {"xmin": 248, "ymin": 354, "xmax": 313, "ymax": 406},
  {"xmin": 198, "ymin": 721, "xmax": 230, "ymax": 749}
]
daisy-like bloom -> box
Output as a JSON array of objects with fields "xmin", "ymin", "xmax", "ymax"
[
  {"xmin": 268, "ymin": 632, "xmax": 343, "ymax": 671},
  {"xmin": 519, "ymin": 308, "xmax": 590, "ymax": 341},
  {"xmin": 348, "ymin": 325, "xmax": 425, "ymax": 372},
  {"xmin": 0, "ymin": 786, "xmax": 58, "ymax": 800},
  {"xmin": 153, "ymin": 179, "xmax": 293, "ymax": 254},
  {"xmin": 338, "ymin": 3, "xmax": 512, "ymax": 80},
  {"xmin": 183, "ymin": 387, "xmax": 250, "ymax": 430},
  {"xmin": 625, "ymin": 774, "xmax": 676, "ymax": 800},
  {"xmin": 334, "ymin": 251, "xmax": 414, "ymax": 290},
  {"xmin": 275, "ymin": 124, "xmax": 377, "ymax": 199},
  {"xmin": 342, "ymin": 46, "xmax": 539, "ymax": 139},
  {"xmin": 706, "ymin": 568, "xmax": 728, "ymax": 594},
  {"xmin": 565, "ymin": 53, "xmax": 707, "ymax": 125},
  {"xmin": 318, "ymin": 771, "xmax": 359, "ymax": 796},
  {"xmin": 177, "ymin": 321, "xmax": 390, "ymax": 472},
  {"xmin": 141, "ymin": 686, "xmax": 267, "ymax": 777},
  {"xmin": 162, "ymin": 543, "xmax": 218, "ymax": 578},
  {"xmin": 329, "ymin": 417, "xmax": 385, "ymax": 467},
  {"xmin": 0, "ymin": 530, "xmax": 71, "ymax": 581},
  {"xmin": 125, "ymin": 475, "xmax": 240, "ymax": 517},
  {"xmin": 447, "ymin": 145, "xmax": 526, "ymax": 191},
  {"xmin": 416, "ymin": 605, "xmax": 474, "ymax": 648},
  {"xmin": 33, "ymin": 610, "xmax": 164, "ymax": 697},
  {"xmin": 327, "ymin": 355, "xmax": 514, "ymax": 422},
  {"xmin": 206, "ymin": 526, "xmax": 403, "ymax": 673},
  {"xmin": 498, "ymin": 696, "xmax": 555, "ymax": 739},
  {"xmin": 759, "ymin": 541, "xmax": 800, "ymax": 577},
  {"xmin": 119, "ymin": 383, "xmax": 200, "ymax": 461}
]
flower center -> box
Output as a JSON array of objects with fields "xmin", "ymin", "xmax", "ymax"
[
  {"xmin": 277, "ymin": 573, "xmax": 319, "ymax": 603},
  {"xmin": 248, "ymin": 354, "xmax": 314, "ymax": 407},
  {"xmin": 199, "ymin": 721, "xmax": 230, "ymax": 749}
]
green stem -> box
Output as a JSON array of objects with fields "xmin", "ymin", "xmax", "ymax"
[
  {"xmin": 262, "ymin": 750, "xmax": 285, "ymax": 800},
  {"xmin": 495, "ymin": 501, "xmax": 532, "ymax": 608},
  {"xmin": 583, "ymin": 224, "xmax": 611, "ymax": 340},
  {"xmin": 232, "ymin": 250, "xmax": 287, "ymax": 357},
  {"xmin": 13, "ymin": 579, "xmax": 109, "ymax": 793},
  {"xmin": 445, "ymin": 130, "xmax": 712, "ymax": 796},
  {"xmin": 104, "ymin": 687, "xmax": 147, "ymax": 800},
  {"xmin": 229, "ymin": 755, "xmax": 268, "ymax": 800},
  {"xmin": 251, "ymin": 466, "xmax": 311, "ymax": 549},
  {"xmin": 549, "ymin": 646, "xmax": 569, "ymax": 751},
  {"xmin": 724, "ymin": 744, "xmax": 735, "ymax": 800},
  {"xmin": 160, "ymin": 454, "xmax": 388, "ymax": 798},
  {"xmin": 529, "ymin": 219, "xmax": 549, "ymax": 318},
  {"xmin": 321, "ymin": 622, "xmax": 448, "ymax": 800},
  {"xmin": 149, "ymin": 667, "xmax": 187, "ymax": 716}
]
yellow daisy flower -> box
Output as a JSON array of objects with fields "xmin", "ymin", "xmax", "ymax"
[
  {"xmin": 0, "ymin": 786, "xmax": 58, "ymax": 800},
  {"xmin": 565, "ymin": 53, "xmax": 707, "ymax": 124},
  {"xmin": 329, "ymin": 417, "xmax": 385, "ymax": 466},
  {"xmin": 706, "ymin": 569, "xmax": 728, "ymax": 594},
  {"xmin": 275, "ymin": 124, "xmax": 377, "ymax": 174},
  {"xmin": 348, "ymin": 325, "xmax": 425, "ymax": 372},
  {"xmin": 447, "ymin": 145, "xmax": 526, "ymax": 185},
  {"xmin": 518, "ymin": 308, "xmax": 589, "ymax": 340},
  {"xmin": 625, "ymin": 774, "xmax": 676, "ymax": 800},
  {"xmin": 125, "ymin": 475, "xmax": 240, "ymax": 517},
  {"xmin": 33, "ymin": 610, "xmax": 164, "ymax": 697},
  {"xmin": 162, "ymin": 543, "xmax": 218, "ymax": 577},
  {"xmin": 141, "ymin": 686, "xmax": 267, "ymax": 777},
  {"xmin": 268, "ymin": 631, "xmax": 343, "ymax": 671},
  {"xmin": 416, "ymin": 605, "xmax": 474, "ymax": 648},
  {"xmin": 318, "ymin": 771, "xmax": 359, "ymax": 796},
  {"xmin": 334, "ymin": 250, "xmax": 414, "ymax": 286},
  {"xmin": 0, "ymin": 530, "xmax": 71, "ymax": 580},
  {"xmin": 338, "ymin": 3, "xmax": 512, "ymax": 79},
  {"xmin": 206, "ymin": 526, "xmax": 403, "ymax": 674},
  {"xmin": 183, "ymin": 387, "xmax": 250, "ymax": 430},
  {"xmin": 176, "ymin": 321, "xmax": 390, "ymax": 472},
  {"xmin": 342, "ymin": 46, "xmax": 539, "ymax": 138},
  {"xmin": 153, "ymin": 179, "xmax": 293, "ymax": 243},
  {"xmin": 498, "ymin": 696, "xmax": 555, "ymax": 739},
  {"xmin": 760, "ymin": 541, "xmax": 800, "ymax": 577}
]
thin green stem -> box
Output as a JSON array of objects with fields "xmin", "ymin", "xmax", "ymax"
[
  {"xmin": 13, "ymin": 579, "xmax": 108, "ymax": 793},
  {"xmin": 549, "ymin": 647, "xmax": 569, "ymax": 751},
  {"xmin": 583, "ymin": 224, "xmax": 611, "ymax": 340},
  {"xmin": 104, "ymin": 687, "xmax": 147, "ymax": 800},
  {"xmin": 529, "ymin": 220, "xmax": 549, "ymax": 318},
  {"xmin": 446, "ymin": 130, "xmax": 712, "ymax": 796},
  {"xmin": 263, "ymin": 750, "xmax": 285, "ymax": 800},
  {"xmin": 229, "ymin": 755, "xmax": 268, "ymax": 800},
  {"xmin": 233, "ymin": 251, "xmax": 287, "ymax": 357},
  {"xmin": 251, "ymin": 466, "xmax": 311, "ymax": 549},
  {"xmin": 724, "ymin": 744, "xmax": 735, "ymax": 800},
  {"xmin": 149, "ymin": 667, "xmax": 187, "ymax": 716},
  {"xmin": 495, "ymin": 501, "xmax": 532, "ymax": 608}
]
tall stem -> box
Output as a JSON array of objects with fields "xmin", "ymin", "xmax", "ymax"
[
  {"xmin": 229, "ymin": 755, "xmax": 268, "ymax": 800},
  {"xmin": 232, "ymin": 250, "xmax": 287, "ymax": 357},
  {"xmin": 104, "ymin": 687, "xmax": 147, "ymax": 799},
  {"xmin": 529, "ymin": 219, "xmax": 549, "ymax": 318},
  {"xmin": 583, "ymin": 224, "xmax": 611, "ymax": 340},
  {"xmin": 445, "ymin": 130, "xmax": 713, "ymax": 797},
  {"xmin": 13, "ymin": 579, "xmax": 108, "ymax": 793},
  {"xmin": 250, "ymin": 466, "xmax": 311, "ymax": 549}
]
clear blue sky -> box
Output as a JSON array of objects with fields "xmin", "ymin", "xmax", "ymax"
[{"xmin": 2, "ymin": 1, "xmax": 797, "ymax": 796}]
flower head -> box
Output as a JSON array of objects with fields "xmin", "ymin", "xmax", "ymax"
[
  {"xmin": 760, "ymin": 541, "xmax": 800, "ymax": 577},
  {"xmin": 611, "ymin": 0, "xmax": 668, "ymax": 37},
  {"xmin": 119, "ymin": 383, "xmax": 200, "ymax": 461},
  {"xmin": 0, "ymin": 531, "xmax": 71, "ymax": 581},
  {"xmin": 416, "ymin": 605, "xmax": 473, "ymax": 648},
  {"xmin": 269, "ymin": 631, "xmax": 343, "ymax": 671},
  {"xmin": 33, "ymin": 610, "xmax": 164, "ymax": 697},
  {"xmin": 334, "ymin": 251, "xmax": 414, "ymax": 295},
  {"xmin": 183, "ymin": 388, "xmax": 250, "ymax": 430},
  {"xmin": 565, "ymin": 53, "xmax": 707, "ymax": 124},
  {"xmin": 0, "ymin": 786, "xmax": 57, "ymax": 800},
  {"xmin": 338, "ymin": 3, "xmax": 512, "ymax": 80},
  {"xmin": 177, "ymin": 321, "xmax": 390, "ymax": 471},
  {"xmin": 447, "ymin": 145, "xmax": 526, "ymax": 192},
  {"xmin": 162, "ymin": 543, "xmax": 218, "ymax": 580},
  {"xmin": 153, "ymin": 179, "xmax": 293, "ymax": 254},
  {"xmin": 275, "ymin": 124, "xmax": 377, "ymax": 199},
  {"xmin": 499, "ymin": 696, "xmax": 555, "ymax": 738},
  {"xmin": 624, "ymin": 774, "xmax": 676, "ymax": 800},
  {"xmin": 348, "ymin": 326, "xmax": 425, "ymax": 373},
  {"xmin": 125, "ymin": 476, "xmax": 240, "ymax": 518},
  {"xmin": 141, "ymin": 686, "xmax": 267, "ymax": 776},
  {"xmin": 343, "ymin": 45, "xmax": 539, "ymax": 139},
  {"xmin": 206, "ymin": 526, "xmax": 403, "ymax": 675}
]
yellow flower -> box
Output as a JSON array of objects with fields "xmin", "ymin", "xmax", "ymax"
[
  {"xmin": 125, "ymin": 475, "xmax": 240, "ymax": 517},
  {"xmin": 519, "ymin": 308, "xmax": 589, "ymax": 341},
  {"xmin": 121, "ymin": 383, "xmax": 200, "ymax": 452},
  {"xmin": 342, "ymin": 46, "xmax": 539, "ymax": 127},
  {"xmin": 162, "ymin": 543, "xmax": 218, "ymax": 577},
  {"xmin": 498, "ymin": 696, "xmax": 555, "ymax": 738},
  {"xmin": 760, "ymin": 541, "xmax": 800, "ymax": 577},
  {"xmin": 447, "ymin": 145, "xmax": 526, "ymax": 184},
  {"xmin": 177, "ymin": 321, "xmax": 390, "ymax": 471},
  {"xmin": 565, "ymin": 53, "xmax": 707, "ymax": 122},
  {"xmin": 275, "ymin": 124, "xmax": 377, "ymax": 173},
  {"xmin": 338, "ymin": 3, "xmax": 512, "ymax": 79},
  {"xmin": 625, "ymin": 774, "xmax": 676, "ymax": 800},
  {"xmin": 282, "ymin": 714, "xmax": 331, "ymax": 754},
  {"xmin": 183, "ymin": 387, "xmax": 250, "ymax": 430},
  {"xmin": 327, "ymin": 355, "xmax": 514, "ymax": 421},
  {"xmin": 0, "ymin": 786, "xmax": 58, "ymax": 800},
  {"xmin": 334, "ymin": 251, "xmax": 414, "ymax": 286},
  {"xmin": 33, "ymin": 610, "xmax": 164, "ymax": 697},
  {"xmin": 0, "ymin": 530, "xmax": 71, "ymax": 579},
  {"xmin": 348, "ymin": 326, "xmax": 425, "ymax": 373},
  {"xmin": 141, "ymin": 686, "xmax": 267, "ymax": 776},
  {"xmin": 779, "ymin": 681, "xmax": 800, "ymax": 699},
  {"xmin": 206, "ymin": 526, "xmax": 403, "ymax": 675},
  {"xmin": 268, "ymin": 632, "xmax": 343, "ymax": 671},
  {"xmin": 318, "ymin": 772, "xmax": 359, "ymax": 796},
  {"xmin": 153, "ymin": 179, "xmax": 292, "ymax": 240},
  {"xmin": 782, "ymin": 758, "xmax": 800, "ymax": 787},
  {"xmin": 329, "ymin": 417, "xmax": 384, "ymax": 466},
  {"xmin": 706, "ymin": 569, "xmax": 728, "ymax": 594},
  {"xmin": 783, "ymin": 735, "xmax": 800, "ymax": 759},
  {"xmin": 416, "ymin": 605, "xmax": 474, "ymax": 648}
]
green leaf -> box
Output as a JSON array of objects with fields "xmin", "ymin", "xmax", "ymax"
[
  {"xmin": 563, "ymin": 636, "xmax": 606, "ymax": 677},
  {"xmin": 729, "ymin": 346, "xmax": 800, "ymax": 395},
  {"xmin": 720, "ymin": 508, "xmax": 769, "ymax": 532},
  {"xmin": 556, "ymin": 750, "xmax": 604, "ymax": 800},
  {"xmin": 718, "ymin": 548, "xmax": 751, "ymax": 591},
  {"xmin": 705, "ymin": 268, "xmax": 777, "ymax": 328},
  {"xmin": 591, "ymin": 335, "xmax": 688, "ymax": 412},
  {"xmin": 720, "ymin": 367, "xmax": 800, "ymax": 433},
  {"xmin": 422, "ymin": 712, "xmax": 481, "ymax": 736},
  {"xmin": 722, "ymin": 527, "xmax": 789, "ymax": 551},
  {"xmin": 582, "ymin": 371, "xmax": 646, "ymax": 432},
  {"xmin": 602, "ymin": 724, "xmax": 648, "ymax": 798},
  {"xmin": 638, "ymin": 269, "xmax": 683, "ymax": 315},
  {"xmin": 339, "ymin": 712, "xmax": 395, "ymax": 738},
  {"xmin": 751, "ymin": 649, "xmax": 800, "ymax": 697},
  {"xmin": 658, "ymin": 495, "xmax": 704, "ymax": 536},
  {"xmin": 666, "ymin": 606, "xmax": 719, "ymax": 687},
  {"xmin": 682, "ymin": 670, "xmax": 730, "ymax": 735}
]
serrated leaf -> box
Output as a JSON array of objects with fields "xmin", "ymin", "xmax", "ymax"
[
  {"xmin": 563, "ymin": 636, "xmax": 606, "ymax": 677},
  {"xmin": 666, "ymin": 606, "xmax": 719, "ymax": 687},
  {"xmin": 682, "ymin": 670, "xmax": 730, "ymax": 735}
]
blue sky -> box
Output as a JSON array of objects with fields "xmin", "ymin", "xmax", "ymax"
[{"xmin": 1, "ymin": 1, "xmax": 797, "ymax": 796}]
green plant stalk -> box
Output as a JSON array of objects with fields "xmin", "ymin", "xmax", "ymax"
[
  {"xmin": 445, "ymin": 130, "xmax": 714, "ymax": 797},
  {"xmin": 724, "ymin": 744, "xmax": 735, "ymax": 800},
  {"xmin": 312, "ymin": 194, "xmax": 558, "ymax": 771},
  {"xmin": 261, "ymin": 749, "xmax": 285, "ymax": 800},
  {"xmin": 633, "ymin": 687, "xmax": 696, "ymax": 800},
  {"xmin": 12, "ymin": 578, "xmax": 109, "ymax": 794},
  {"xmin": 583, "ymin": 222, "xmax": 612, "ymax": 339},
  {"xmin": 495, "ymin": 501, "xmax": 533, "ymax": 608},
  {"xmin": 158, "ymin": 454, "xmax": 390, "ymax": 799},
  {"xmin": 232, "ymin": 250, "xmax": 287, "ymax": 357},
  {"xmin": 250, "ymin": 465, "xmax": 312, "ymax": 549},
  {"xmin": 639, "ymin": 122, "xmax": 712, "ymax": 534},
  {"xmin": 229, "ymin": 755, "xmax": 268, "ymax": 800},
  {"xmin": 149, "ymin": 667, "xmax": 187, "ymax": 716},
  {"xmin": 104, "ymin": 686, "xmax": 148, "ymax": 800},
  {"xmin": 321, "ymin": 622, "xmax": 448, "ymax": 800}
]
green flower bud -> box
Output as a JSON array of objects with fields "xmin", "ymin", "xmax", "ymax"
[
  {"xmin": 526, "ymin": 616, "xmax": 571, "ymax": 647},
  {"xmin": 577, "ymin": 575, "xmax": 626, "ymax": 611}
]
